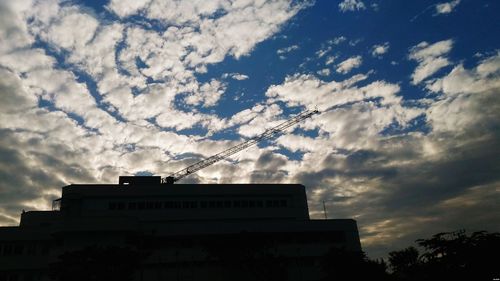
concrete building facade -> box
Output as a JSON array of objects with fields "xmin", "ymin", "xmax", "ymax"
[{"xmin": 0, "ymin": 176, "xmax": 361, "ymax": 281}]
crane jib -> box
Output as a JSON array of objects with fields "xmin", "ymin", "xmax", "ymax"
[{"xmin": 162, "ymin": 109, "xmax": 319, "ymax": 184}]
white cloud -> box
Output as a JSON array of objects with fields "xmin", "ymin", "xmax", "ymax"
[
  {"xmin": 330, "ymin": 36, "xmax": 347, "ymax": 45},
  {"xmin": 40, "ymin": 10, "xmax": 99, "ymax": 50},
  {"xmin": 317, "ymin": 68, "xmax": 331, "ymax": 76},
  {"xmin": 0, "ymin": 0, "xmax": 309, "ymax": 211},
  {"xmin": 424, "ymin": 52, "xmax": 500, "ymax": 141},
  {"xmin": 236, "ymin": 104, "xmax": 284, "ymax": 137},
  {"xmin": 325, "ymin": 55, "xmax": 337, "ymax": 65},
  {"xmin": 316, "ymin": 37, "xmax": 346, "ymax": 58},
  {"xmin": 265, "ymin": 72, "xmax": 411, "ymax": 112},
  {"xmin": 339, "ymin": 0, "xmax": 366, "ymax": 12},
  {"xmin": 107, "ymin": 0, "xmax": 152, "ymax": 17},
  {"xmin": 371, "ymin": 42, "xmax": 390, "ymax": 58},
  {"xmin": 336, "ymin": 55, "xmax": 362, "ymax": 74},
  {"xmin": 277, "ymin": 44, "xmax": 299, "ymax": 55},
  {"xmin": 185, "ymin": 79, "xmax": 227, "ymax": 107},
  {"xmin": 409, "ymin": 39, "xmax": 453, "ymax": 85},
  {"xmin": 435, "ymin": 0, "xmax": 461, "ymax": 15},
  {"xmin": 222, "ymin": 73, "xmax": 249, "ymax": 81},
  {"xmin": 427, "ymin": 51, "xmax": 500, "ymax": 96}
]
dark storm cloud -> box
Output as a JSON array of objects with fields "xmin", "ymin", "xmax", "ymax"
[
  {"xmin": 292, "ymin": 87, "xmax": 500, "ymax": 257},
  {"xmin": 0, "ymin": 128, "xmax": 100, "ymax": 225},
  {"xmin": 250, "ymin": 151, "xmax": 289, "ymax": 183}
]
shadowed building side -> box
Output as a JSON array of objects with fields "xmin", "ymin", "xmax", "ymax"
[{"xmin": 0, "ymin": 176, "xmax": 361, "ymax": 281}]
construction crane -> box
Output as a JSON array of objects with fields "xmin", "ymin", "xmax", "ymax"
[{"xmin": 162, "ymin": 108, "xmax": 319, "ymax": 184}]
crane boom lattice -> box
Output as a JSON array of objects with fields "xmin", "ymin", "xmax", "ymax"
[{"xmin": 162, "ymin": 109, "xmax": 319, "ymax": 184}]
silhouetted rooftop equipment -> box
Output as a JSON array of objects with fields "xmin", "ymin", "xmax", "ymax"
[
  {"xmin": 119, "ymin": 176, "xmax": 161, "ymax": 186},
  {"xmin": 162, "ymin": 108, "xmax": 319, "ymax": 184}
]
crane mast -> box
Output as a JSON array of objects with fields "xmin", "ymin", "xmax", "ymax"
[{"xmin": 162, "ymin": 108, "xmax": 319, "ymax": 184}]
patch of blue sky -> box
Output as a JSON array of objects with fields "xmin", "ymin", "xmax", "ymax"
[
  {"xmin": 61, "ymin": 0, "xmax": 500, "ymax": 139},
  {"xmin": 274, "ymin": 147, "xmax": 306, "ymax": 162},
  {"xmin": 134, "ymin": 170, "xmax": 154, "ymax": 177},
  {"xmin": 31, "ymin": 36, "xmax": 128, "ymax": 124},
  {"xmin": 379, "ymin": 114, "xmax": 431, "ymax": 137}
]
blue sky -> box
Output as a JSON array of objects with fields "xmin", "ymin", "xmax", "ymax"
[{"xmin": 0, "ymin": 0, "xmax": 499, "ymax": 258}]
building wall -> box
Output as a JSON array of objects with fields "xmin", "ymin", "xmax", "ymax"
[{"xmin": 0, "ymin": 180, "xmax": 361, "ymax": 281}]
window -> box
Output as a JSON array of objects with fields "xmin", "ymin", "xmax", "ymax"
[
  {"xmin": 138, "ymin": 202, "xmax": 145, "ymax": 210},
  {"xmin": 26, "ymin": 243, "xmax": 36, "ymax": 255},
  {"xmin": 109, "ymin": 202, "xmax": 117, "ymax": 210},
  {"xmin": 280, "ymin": 200, "xmax": 288, "ymax": 207},
  {"xmin": 128, "ymin": 202, "xmax": 137, "ymax": 210},
  {"xmin": 2, "ymin": 244, "xmax": 13, "ymax": 255},
  {"xmin": 200, "ymin": 201, "xmax": 207, "ymax": 208},
  {"xmin": 224, "ymin": 200, "xmax": 231, "ymax": 208},
  {"xmin": 13, "ymin": 244, "xmax": 23, "ymax": 255}
]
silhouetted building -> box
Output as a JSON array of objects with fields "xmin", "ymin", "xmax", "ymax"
[{"xmin": 0, "ymin": 176, "xmax": 361, "ymax": 281}]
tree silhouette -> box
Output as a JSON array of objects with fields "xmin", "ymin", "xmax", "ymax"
[
  {"xmin": 320, "ymin": 247, "xmax": 390, "ymax": 281},
  {"xmin": 388, "ymin": 246, "xmax": 420, "ymax": 281},
  {"xmin": 388, "ymin": 230, "xmax": 500, "ymax": 281}
]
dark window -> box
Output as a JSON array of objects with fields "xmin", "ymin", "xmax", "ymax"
[
  {"xmin": 26, "ymin": 244, "xmax": 36, "ymax": 255},
  {"xmin": 117, "ymin": 202, "xmax": 125, "ymax": 210},
  {"xmin": 200, "ymin": 201, "xmax": 207, "ymax": 208},
  {"xmin": 233, "ymin": 200, "xmax": 241, "ymax": 208},
  {"xmin": 280, "ymin": 200, "xmax": 288, "ymax": 207},
  {"xmin": 183, "ymin": 201, "xmax": 190, "ymax": 208},
  {"xmin": 138, "ymin": 202, "xmax": 145, "ymax": 210},
  {"xmin": 256, "ymin": 200, "xmax": 263, "ymax": 208},
  {"xmin": 41, "ymin": 246, "xmax": 49, "ymax": 255},
  {"xmin": 3, "ymin": 244, "xmax": 13, "ymax": 255},
  {"xmin": 174, "ymin": 201, "xmax": 182, "ymax": 209},
  {"xmin": 216, "ymin": 201, "xmax": 223, "ymax": 208},
  {"xmin": 241, "ymin": 200, "xmax": 248, "ymax": 208},
  {"xmin": 164, "ymin": 201, "xmax": 173, "ymax": 209},
  {"xmin": 190, "ymin": 201, "xmax": 198, "ymax": 208},
  {"xmin": 128, "ymin": 202, "xmax": 137, "ymax": 209},
  {"xmin": 209, "ymin": 201, "xmax": 216, "ymax": 208},
  {"xmin": 109, "ymin": 202, "xmax": 117, "ymax": 210},
  {"xmin": 272, "ymin": 200, "xmax": 279, "ymax": 208},
  {"xmin": 146, "ymin": 202, "xmax": 154, "ymax": 209},
  {"xmin": 155, "ymin": 202, "xmax": 162, "ymax": 209},
  {"xmin": 13, "ymin": 244, "xmax": 23, "ymax": 255},
  {"xmin": 249, "ymin": 200, "xmax": 255, "ymax": 208},
  {"xmin": 266, "ymin": 200, "xmax": 272, "ymax": 207},
  {"xmin": 224, "ymin": 201, "xmax": 231, "ymax": 208}
]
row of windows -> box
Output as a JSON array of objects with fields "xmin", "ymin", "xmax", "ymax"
[
  {"xmin": 108, "ymin": 199, "xmax": 289, "ymax": 211},
  {"xmin": 0, "ymin": 243, "xmax": 49, "ymax": 256}
]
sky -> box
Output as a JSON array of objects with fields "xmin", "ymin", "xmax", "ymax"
[{"xmin": 0, "ymin": 0, "xmax": 499, "ymax": 258}]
